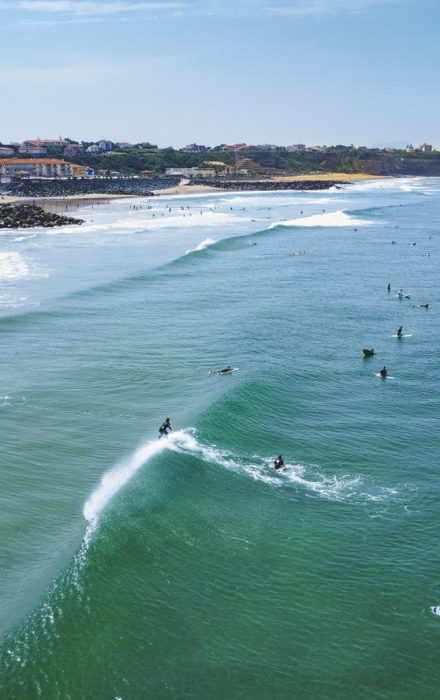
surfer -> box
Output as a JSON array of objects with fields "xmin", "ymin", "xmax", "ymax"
[
  {"xmin": 380, "ymin": 367, "xmax": 388, "ymax": 379},
  {"xmin": 159, "ymin": 418, "xmax": 172, "ymax": 438},
  {"xmin": 420, "ymin": 303, "xmax": 429, "ymax": 309},
  {"xmin": 398, "ymin": 289, "xmax": 404, "ymax": 299},
  {"xmin": 387, "ymin": 283, "xmax": 391, "ymax": 292},
  {"xmin": 274, "ymin": 455, "xmax": 285, "ymax": 470},
  {"xmin": 363, "ymin": 348, "xmax": 375, "ymax": 357},
  {"xmin": 397, "ymin": 326, "xmax": 403, "ymax": 338},
  {"xmin": 219, "ymin": 366, "xmax": 233, "ymax": 374}
]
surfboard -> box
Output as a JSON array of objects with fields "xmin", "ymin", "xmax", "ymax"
[
  {"xmin": 208, "ymin": 368, "xmax": 239, "ymax": 375},
  {"xmin": 391, "ymin": 334, "xmax": 412, "ymax": 338},
  {"xmin": 374, "ymin": 372, "xmax": 395, "ymax": 380}
]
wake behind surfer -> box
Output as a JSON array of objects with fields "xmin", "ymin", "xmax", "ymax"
[
  {"xmin": 274, "ymin": 455, "xmax": 285, "ymax": 470},
  {"xmin": 159, "ymin": 417, "xmax": 172, "ymax": 438}
]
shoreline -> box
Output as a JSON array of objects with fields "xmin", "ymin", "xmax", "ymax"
[
  {"xmin": 0, "ymin": 173, "xmax": 387, "ymax": 210},
  {"xmin": 152, "ymin": 173, "xmax": 386, "ymax": 197}
]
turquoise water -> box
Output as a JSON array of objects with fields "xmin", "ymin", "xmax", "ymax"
[{"xmin": 0, "ymin": 178, "xmax": 439, "ymax": 699}]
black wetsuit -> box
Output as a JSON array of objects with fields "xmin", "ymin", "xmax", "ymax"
[
  {"xmin": 274, "ymin": 457, "xmax": 285, "ymax": 470},
  {"xmin": 380, "ymin": 368, "xmax": 387, "ymax": 379},
  {"xmin": 159, "ymin": 420, "xmax": 172, "ymax": 438}
]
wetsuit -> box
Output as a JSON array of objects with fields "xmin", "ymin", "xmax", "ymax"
[
  {"xmin": 274, "ymin": 457, "xmax": 285, "ymax": 470},
  {"xmin": 159, "ymin": 420, "xmax": 172, "ymax": 438},
  {"xmin": 397, "ymin": 327, "xmax": 402, "ymax": 338},
  {"xmin": 380, "ymin": 368, "xmax": 387, "ymax": 379}
]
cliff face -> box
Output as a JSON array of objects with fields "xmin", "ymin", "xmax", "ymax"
[
  {"xmin": 248, "ymin": 149, "xmax": 440, "ymax": 177},
  {"xmin": 353, "ymin": 155, "xmax": 440, "ymax": 176}
]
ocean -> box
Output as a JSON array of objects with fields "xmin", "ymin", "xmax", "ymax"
[{"xmin": 0, "ymin": 178, "xmax": 439, "ymax": 699}]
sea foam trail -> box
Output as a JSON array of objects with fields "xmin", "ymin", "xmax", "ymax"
[
  {"xmin": 83, "ymin": 429, "xmax": 397, "ymax": 526},
  {"xmin": 83, "ymin": 432, "xmax": 185, "ymax": 522},
  {"xmin": 269, "ymin": 210, "xmax": 375, "ymax": 229}
]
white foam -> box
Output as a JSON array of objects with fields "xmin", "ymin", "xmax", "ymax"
[
  {"xmin": 83, "ymin": 429, "xmax": 397, "ymax": 527},
  {"xmin": 83, "ymin": 430, "xmax": 193, "ymax": 522},
  {"xmin": 186, "ymin": 237, "xmax": 216, "ymax": 254},
  {"xmin": 269, "ymin": 210, "xmax": 375, "ymax": 229},
  {"xmin": 431, "ymin": 606, "xmax": 440, "ymax": 617},
  {"xmin": 0, "ymin": 252, "xmax": 30, "ymax": 280},
  {"xmin": 48, "ymin": 211, "xmax": 241, "ymax": 235}
]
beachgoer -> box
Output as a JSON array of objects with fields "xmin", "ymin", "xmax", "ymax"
[
  {"xmin": 380, "ymin": 367, "xmax": 388, "ymax": 379},
  {"xmin": 397, "ymin": 326, "xmax": 403, "ymax": 338},
  {"xmin": 274, "ymin": 455, "xmax": 285, "ymax": 470},
  {"xmin": 159, "ymin": 418, "xmax": 172, "ymax": 438}
]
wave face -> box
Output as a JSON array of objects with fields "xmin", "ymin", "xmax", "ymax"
[
  {"xmin": 270, "ymin": 209, "xmax": 376, "ymax": 228},
  {"xmin": 1, "ymin": 179, "xmax": 440, "ymax": 699}
]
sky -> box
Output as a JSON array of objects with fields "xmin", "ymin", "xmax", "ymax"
[{"xmin": 1, "ymin": 0, "xmax": 439, "ymax": 148}]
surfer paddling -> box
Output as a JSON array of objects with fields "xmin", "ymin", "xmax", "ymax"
[
  {"xmin": 363, "ymin": 348, "xmax": 375, "ymax": 357},
  {"xmin": 159, "ymin": 417, "xmax": 172, "ymax": 438},
  {"xmin": 274, "ymin": 455, "xmax": 285, "ymax": 470},
  {"xmin": 209, "ymin": 366, "xmax": 236, "ymax": 375}
]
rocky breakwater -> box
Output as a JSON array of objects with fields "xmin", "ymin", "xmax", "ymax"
[
  {"xmin": 0, "ymin": 203, "xmax": 84, "ymax": 229},
  {"xmin": 192, "ymin": 178, "xmax": 346, "ymax": 191}
]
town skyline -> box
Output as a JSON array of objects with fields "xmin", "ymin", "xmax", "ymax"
[{"xmin": 1, "ymin": 0, "xmax": 439, "ymax": 147}]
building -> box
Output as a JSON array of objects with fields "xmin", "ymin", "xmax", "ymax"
[
  {"xmin": 0, "ymin": 158, "xmax": 78, "ymax": 178},
  {"xmin": 96, "ymin": 140, "xmax": 115, "ymax": 152},
  {"xmin": 19, "ymin": 141, "xmax": 48, "ymax": 156},
  {"xmin": 116, "ymin": 142, "xmax": 132, "ymax": 149},
  {"xmin": 180, "ymin": 143, "xmax": 207, "ymax": 153},
  {"xmin": 64, "ymin": 143, "xmax": 83, "ymax": 156},
  {"xmin": 86, "ymin": 144, "xmax": 101, "ymax": 154},
  {"xmin": 287, "ymin": 144, "xmax": 306, "ymax": 152},
  {"xmin": 165, "ymin": 167, "xmax": 199, "ymax": 177},
  {"xmin": 419, "ymin": 143, "xmax": 433, "ymax": 153},
  {"xmin": 220, "ymin": 143, "xmax": 249, "ymax": 152},
  {"xmin": 0, "ymin": 147, "xmax": 14, "ymax": 157}
]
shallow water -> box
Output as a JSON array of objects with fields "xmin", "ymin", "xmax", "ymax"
[{"xmin": 0, "ymin": 178, "xmax": 439, "ymax": 699}]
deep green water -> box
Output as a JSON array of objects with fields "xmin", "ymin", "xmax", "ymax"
[{"xmin": 0, "ymin": 179, "xmax": 439, "ymax": 699}]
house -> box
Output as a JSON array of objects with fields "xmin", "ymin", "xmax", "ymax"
[
  {"xmin": 180, "ymin": 143, "xmax": 207, "ymax": 153},
  {"xmin": 419, "ymin": 143, "xmax": 433, "ymax": 153},
  {"xmin": 64, "ymin": 144, "xmax": 83, "ymax": 156},
  {"xmin": 287, "ymin": 144, "xmax": 306, "ymax": 152},
  {"xmin": 0, "ymin": 147, "xmax": 14, "ymax": 157},
  {"xmin": 220, "ymin": 143, "xmax": 249, "ymax": 152},
  {"xmin": 19, "ymin": 141, "xmax": 48, "ymax": 156}
]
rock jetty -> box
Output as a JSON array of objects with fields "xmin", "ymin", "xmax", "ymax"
[
  {"xmin": 192, "ymin": 178, "xmax": 345, "ymax": 191},
  {"xmin": 0, "ymin": 176, "xmax": 179, "ymax": 199},
  {"xmin": 0, "ymin": 203, "xmax": 84, "ymax": 229}
]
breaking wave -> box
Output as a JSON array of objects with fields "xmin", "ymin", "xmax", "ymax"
[{"xmin": 269, "ymin": 209, "xmax": 376, "ymax": 229}]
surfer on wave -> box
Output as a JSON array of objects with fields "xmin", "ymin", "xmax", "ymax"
[
  {"xmin": 159, "ymin": 418, "xmax": 172, "ymax": 438},
  {"xmin": 274, "ymin": 455, "xmax": 285, "ymax": 470}
]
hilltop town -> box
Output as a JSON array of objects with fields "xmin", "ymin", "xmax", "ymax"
[{"xmin": 1, "ymin": 138, "xmax": 439, "ymax": 180}]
